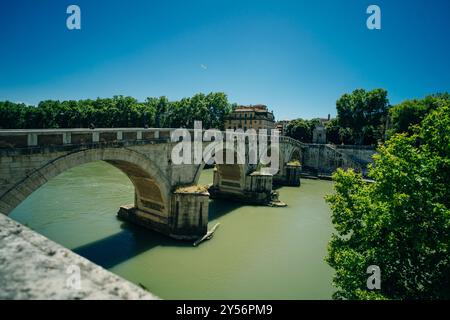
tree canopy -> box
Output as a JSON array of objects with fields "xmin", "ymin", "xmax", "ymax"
[
  {"xmin": 335, "ymin": 88, "xmax": 389, "ymax": 145},
  {"xmin": 387, "ymin": 93, "xmax": 450, "ymax": 136},
  {"xmin": 285, "ymin": 89, "xmax": 390, "ymax": 145},
  {"xmin": 326, "ymin": 104, "xmax": 450, "ymax": 299},
  {"xmin": 285, "ymin": 118, "xmax": 320, "ymax": 143},
  {"xmin": 0, "ymin": 92, "xmax": 231, "ymax": 130}
]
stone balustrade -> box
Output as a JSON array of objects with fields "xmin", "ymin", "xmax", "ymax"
[
  {"xmin": 0, "ymin": 128, "xmax": 285, "ymax": 150},
  {"xmin": 0, "ymin": 128, "xmax": 175, "ymax": 148}
]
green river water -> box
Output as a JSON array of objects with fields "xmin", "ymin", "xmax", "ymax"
[{"xmin": 10, "ymin": 161, "xmax": 335, "ymax": 299}]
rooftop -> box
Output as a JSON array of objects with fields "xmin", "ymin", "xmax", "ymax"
[{"xmin": 233, "ymin": 105, "xmax": 270, "ymax": 113}]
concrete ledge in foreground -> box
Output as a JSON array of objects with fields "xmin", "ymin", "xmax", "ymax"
[{"xmin": 0, "ymin": 214, "xmax": 159, "ymax": 300}]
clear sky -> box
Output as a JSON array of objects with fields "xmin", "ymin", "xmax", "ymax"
[{"xmin": 0, "ymin": 0, "xmax": 449, "ymax": 120}]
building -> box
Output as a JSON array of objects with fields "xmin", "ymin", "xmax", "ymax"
[
  {"xmin": 224, "ymin": 105, "xmax": 275, "ymax": 131},
  {"xmin": 275, "ymin": 119, "xmax": 291, "ymax": 135},
  {"xmin": 275, "ymin": 123, "xmax": 284, "ymax": 135},
  {"xmin": 312, "ymin": 124, "xmax": 327, "ymax": 144},
  {"xmin": 312, "ymin": 114, "xmax": 332, "ymax": 144}
]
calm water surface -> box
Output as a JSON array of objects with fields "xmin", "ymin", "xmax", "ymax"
[{"xmin": 10, "ymin": 161, "xmax": 335, "ymax": 299}]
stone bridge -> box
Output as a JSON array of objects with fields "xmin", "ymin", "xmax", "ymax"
[{"xmin": 0, "ymin": 128, "xmax": 368, "ymax": 240}]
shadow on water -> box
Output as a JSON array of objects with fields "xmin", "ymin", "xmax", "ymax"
[
  {"xmin": 73, "ymin": 220, "xmax": 190, "ymax": 269},
  {"xmin": 73, "ymin": 198, "xmax": 242, "ymax": 269},
  {"xmin": 208, "ymin": 198, "xmax": 242, "ymax": 221}
]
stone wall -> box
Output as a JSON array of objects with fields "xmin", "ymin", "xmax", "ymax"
[
  {"xmin": 334, "ymin": 145, "xmax": 377, "ymax": 166},
  {"xmin": 302, "ymin": 144, "xmax": 375, "ymax": 177}
]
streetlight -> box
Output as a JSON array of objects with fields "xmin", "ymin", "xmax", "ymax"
[{"xmin": 143, "ymin": 111, "xmax": 148, "ymax": 128}]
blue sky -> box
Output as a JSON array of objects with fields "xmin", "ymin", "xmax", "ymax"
[{"xmin": 0, "ymin": 0, "xmax": 449, "ymax": 120}]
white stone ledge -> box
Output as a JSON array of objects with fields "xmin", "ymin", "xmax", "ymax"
[{"xmin": 0, "ymin": 214, "xmax": 159, "ymax": 300}]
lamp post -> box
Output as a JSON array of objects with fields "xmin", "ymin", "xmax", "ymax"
[
  {"xmin": 143, "ymin": 111, "xmax": 148, "ymax": 128},
  {"xmin": 59, "ymin": 112, "xmax": 65, "ymax": 128}
]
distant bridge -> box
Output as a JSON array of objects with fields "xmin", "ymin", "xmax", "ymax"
[{"xmin": 0, "ymin": 128, "xmax": 369, "ymax": 239}]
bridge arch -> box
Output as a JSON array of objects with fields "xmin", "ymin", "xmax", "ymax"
[
  {"xmin": 0, "ymin": 148, "xmax": 171, "ymax": 217},
  {"xmin": 191, "ymin": 144, "xmax": 247, "ymax": 187},
  {"xmin": 287, "ymin": 147, "xmax": 302, "ymax": 164}
]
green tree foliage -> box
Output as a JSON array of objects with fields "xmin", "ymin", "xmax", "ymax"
[
  {"xmin": 326, "ymin": 105, "xmax": 450, "ymax": 299},
  {"xmin": 336, "ymin": 89, "xmax": 389, "ymax": 145},
  {"xmin": 0, "ymin": 92, "xmax": 231, "ymax": 130},
  {"xmin": 325, "ymin": 118, "xmax": 342, "ymax": 144},
  {"xmin": 285, "ymin": 119, "xmax": 312, "ymax": 142},
  {"xmin": 286, "ymin": 89, "xmax": 390, "ymax": 145},
  {"xmin": 285, "ymin": 118, "xmax": 321, "ymax": 143},
  {"xmin": 0, "ymin": 101, "xmax": 28, "ymax": 129},
  {"xmin": 388, "ymin": 93, "xmax": 450, "ymax": 136}
]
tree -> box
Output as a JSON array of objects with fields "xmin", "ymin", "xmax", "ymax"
[
  {"xmin": 0, "ymin": 92, "xmax": 232, "ymax": 130},
  {"xmin": 336, "ymin": 89, "xmax": 389, "ymax": 145},
  {"xmin": 0, "ymin": 101, "xmax": 27, "ymax": 129},
  {"xmin": 325, "ymin": 118, "xmax": 341, "ymax": 144},
  {"xmin": 205, "ymin": 92, "xmax": 231, "ymax": 130},
  {"xmin": 325, "ymin": 104, "xmax": 450, "ymax": 299},
  {"xmin": 286, "ymin": 119, "xmax": 312, "ymax": 142},
  {"xmin": 285, "ymin": 118, "xmax": 324, "ymax": 143},
  {"xmin": 388, "ymin": 93, "xmax": 449, "ymax": 136}
]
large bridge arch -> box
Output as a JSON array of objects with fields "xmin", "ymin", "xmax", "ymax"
[
  {"xmin": 214, "ymin": 163, "xmax": 245, "ymax": 190},
  {"xmin": 0, "ymin": 148, "xmax": 171, "ymax": 218},
  {"xmin": 275, "ymin": 143, "xmax": 302, "ymax": 173}
]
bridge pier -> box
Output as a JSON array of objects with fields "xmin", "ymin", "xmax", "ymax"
[
  {"xmin": 208, "ymin": 167, "xmax": 274, "ymax": 205},
  {"xmin": 118, "ymin": 186, "xmax": 210, "ymax": 240},
  {"xmin": 273, "ymin": 163, "xmax": 302, "ymax": 187},
  {"xmin": 169, "ymin": 187, "xmax": 209, "ymax": 239}
]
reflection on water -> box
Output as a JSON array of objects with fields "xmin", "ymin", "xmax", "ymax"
[{"xmin": 10, "ymin": 161, "xmax": 335, "ymax": 299}]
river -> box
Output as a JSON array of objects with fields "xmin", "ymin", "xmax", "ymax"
[{"xmin": 10, "ymin": 161, "xmax": 335, "ymax": 299}]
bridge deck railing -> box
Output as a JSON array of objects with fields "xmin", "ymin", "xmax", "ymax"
[
  {"xmin": 0, "ymin": 128, "xmax": 287, "ymax": 149},
  {"xmin": 0, "ymin": 128, "xmax": 174, "ymax": 149}
]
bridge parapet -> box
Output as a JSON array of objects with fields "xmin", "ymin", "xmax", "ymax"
[
  {"xmin": 279, "ymin": 136, "xmax": 308, "ymax": 149},
  {"xmin": 0, "ymin": 128, "xmax": 283, "ymax": 150},
  {"xmin": 0, "ymin": 128, "xmax": 175, "ymax": 149}
]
